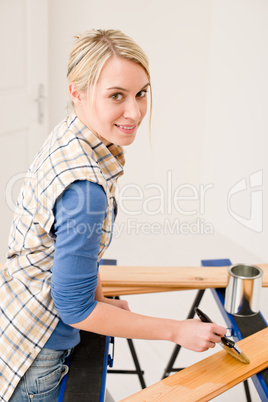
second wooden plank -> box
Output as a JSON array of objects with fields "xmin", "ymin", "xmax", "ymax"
[{"xmin": 120, "ymin": 327, "xmax": 268, "ymax": 402}]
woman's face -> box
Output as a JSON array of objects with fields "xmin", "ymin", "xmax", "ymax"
[{"xmin": 72, "ymin": 56, "xmax": 150, "ymax": 146}]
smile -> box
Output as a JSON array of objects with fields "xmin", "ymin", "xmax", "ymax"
[{"xmin": 115, "ymin": 124, "xmax": 136, "ymax": 130}]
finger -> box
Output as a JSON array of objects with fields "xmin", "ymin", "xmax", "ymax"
[
  {"xmin": 208, "ymin": 341, "xmax": 216, "ymax": 349},
  {"xmin": 201, "ymin": 343, "xmax": 215, "ymax": 351},
  {"xmin": 211, "ymin": 333, "xmax": 222, "ymax": 344},
  {"xmin": 214, "ymin": 325, "xmax": 227, "ymax": 337}
]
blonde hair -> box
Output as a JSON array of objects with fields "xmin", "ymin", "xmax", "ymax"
[{"xmin": 67, "ymin": 29, "xmax": 152, "ymax": 125}]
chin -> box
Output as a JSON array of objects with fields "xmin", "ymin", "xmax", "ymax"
[
  {"xmin": 119, "ymin": 137, "xmax": 136, "ymax": 146},
  {"xmin": 111, "ymin": 133, "xmax": 136, "ymax": 147}
]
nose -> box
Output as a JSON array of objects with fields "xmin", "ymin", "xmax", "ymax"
[{"xmin": 123, "ymin": 98, "xmax": 142, "ymax": 121}]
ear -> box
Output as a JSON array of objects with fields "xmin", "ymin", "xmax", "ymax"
[{"xmin": 68, "ymin": 83, "xmax": 83, "ymax": 104}]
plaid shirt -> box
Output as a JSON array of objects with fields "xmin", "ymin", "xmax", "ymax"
[{"xmin": 0, "ymin": 114, "xmax": 125, "ymax": 401}]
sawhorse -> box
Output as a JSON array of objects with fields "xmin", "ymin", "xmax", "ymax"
[{"xmin": 162, "ymin": 258, "xmax": 268, "ymax": 401}]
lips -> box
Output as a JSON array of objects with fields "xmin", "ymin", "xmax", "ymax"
[{"xmin": 115, "ymin": 124, "xmax": 137, "ymax": 134}]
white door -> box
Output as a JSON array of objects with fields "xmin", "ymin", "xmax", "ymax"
[{"xmin": 0, "ymin": 0, "xmax": 48, "ymax": 261}]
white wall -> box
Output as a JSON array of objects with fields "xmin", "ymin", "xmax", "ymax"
[
  {"xmin": 202, "ymin": 0, "xmax": 268, "ymax": 261},
  {"xmin": 48, "ymin": 0, "xmax": 268, "ymax": 264}
]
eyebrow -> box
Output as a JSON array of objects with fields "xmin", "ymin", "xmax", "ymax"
[{"xmin": 107, "ymin": 83, "xmax": 150, "ymax": 92}]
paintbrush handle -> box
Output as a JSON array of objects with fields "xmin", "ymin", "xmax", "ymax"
[
  {"xmin": 194, "ymin": 308, "xmax": 235, "ymax": 347},
  {"xmin": 195, "ymin": 308, "xmax": 213, "ymax": 323}
]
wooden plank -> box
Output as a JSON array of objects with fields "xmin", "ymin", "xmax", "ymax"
[
  {"xmin": 100, "ymin": 264, "xmax": 268, "ymax": 289},
  {"xmin": 103, "ymin": 286, "xmax": 185, "ymax": 297},
  {"xmin": 120, "ymin": 327, "xmax": 268, "ymax": 402},
  {"xmin": 2, "ymin": 262, "xmax": 267, "ymax": 290}
]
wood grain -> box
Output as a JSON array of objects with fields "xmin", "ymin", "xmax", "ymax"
[
  {"xmin": 103, "ymin": 286, "xmax": 184, "ymax": 297},
  {"xmin": 100, "ymin": 264, "xmax": 268, "ymax": 290},
  {"xmin": 2, "ymin": 262, "xmax": 268, "ymax": 295},
  {"xmin": 120, "ymin": 327, "xmax": 268, "ymax": 402}
]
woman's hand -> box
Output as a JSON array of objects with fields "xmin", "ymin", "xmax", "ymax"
[
  {"xmin": 172, "ymin": 319, "xmax": 226, "ymax": 352},
  {"xmin": 102, "ymin": 297, "xmax": 130, "ymax": 311}
]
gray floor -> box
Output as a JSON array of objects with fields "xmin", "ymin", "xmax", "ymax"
[{"xmin": 104, "ymin": 230, "xmax": 268, "ymax": 401}]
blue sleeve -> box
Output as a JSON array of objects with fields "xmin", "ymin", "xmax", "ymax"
[{"xmin": 51, "ymin": 180, "xmax": 107, "ymax": 325}]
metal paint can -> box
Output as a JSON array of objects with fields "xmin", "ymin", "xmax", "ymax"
[{"xmin": 224, "ymin": 264, "xmax": 263, "ymax": 316}]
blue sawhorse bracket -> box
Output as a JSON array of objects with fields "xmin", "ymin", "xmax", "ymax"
[
  {"xmin": 202, "ymin": 258, "xmax": 268, "ymax": 402},
  {"xmin": 99, "ymin": 336, "xmax": 114, "ymax": 402}
]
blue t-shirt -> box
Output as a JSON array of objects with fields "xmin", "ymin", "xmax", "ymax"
[{"xmin": 45, "ymin": 180, "xmax": 107, "ymax": 350}]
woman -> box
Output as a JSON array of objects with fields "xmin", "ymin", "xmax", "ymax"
[{"xmin": 1, "ymin": 29, "xmax": 226, "ymax": 401}]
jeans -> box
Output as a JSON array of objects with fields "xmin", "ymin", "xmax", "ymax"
[{"xmin": 9, "ymin": 347, "xmax": 72, "ymax": 402}]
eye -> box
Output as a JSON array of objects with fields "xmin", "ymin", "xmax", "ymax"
[
  {"xmin": 111, "ymin": 93, "xmax": 124, "ymax": 101},
  {"xmin": 136, "ymin": 90, "xmax": 148, "ymax": 98}
]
